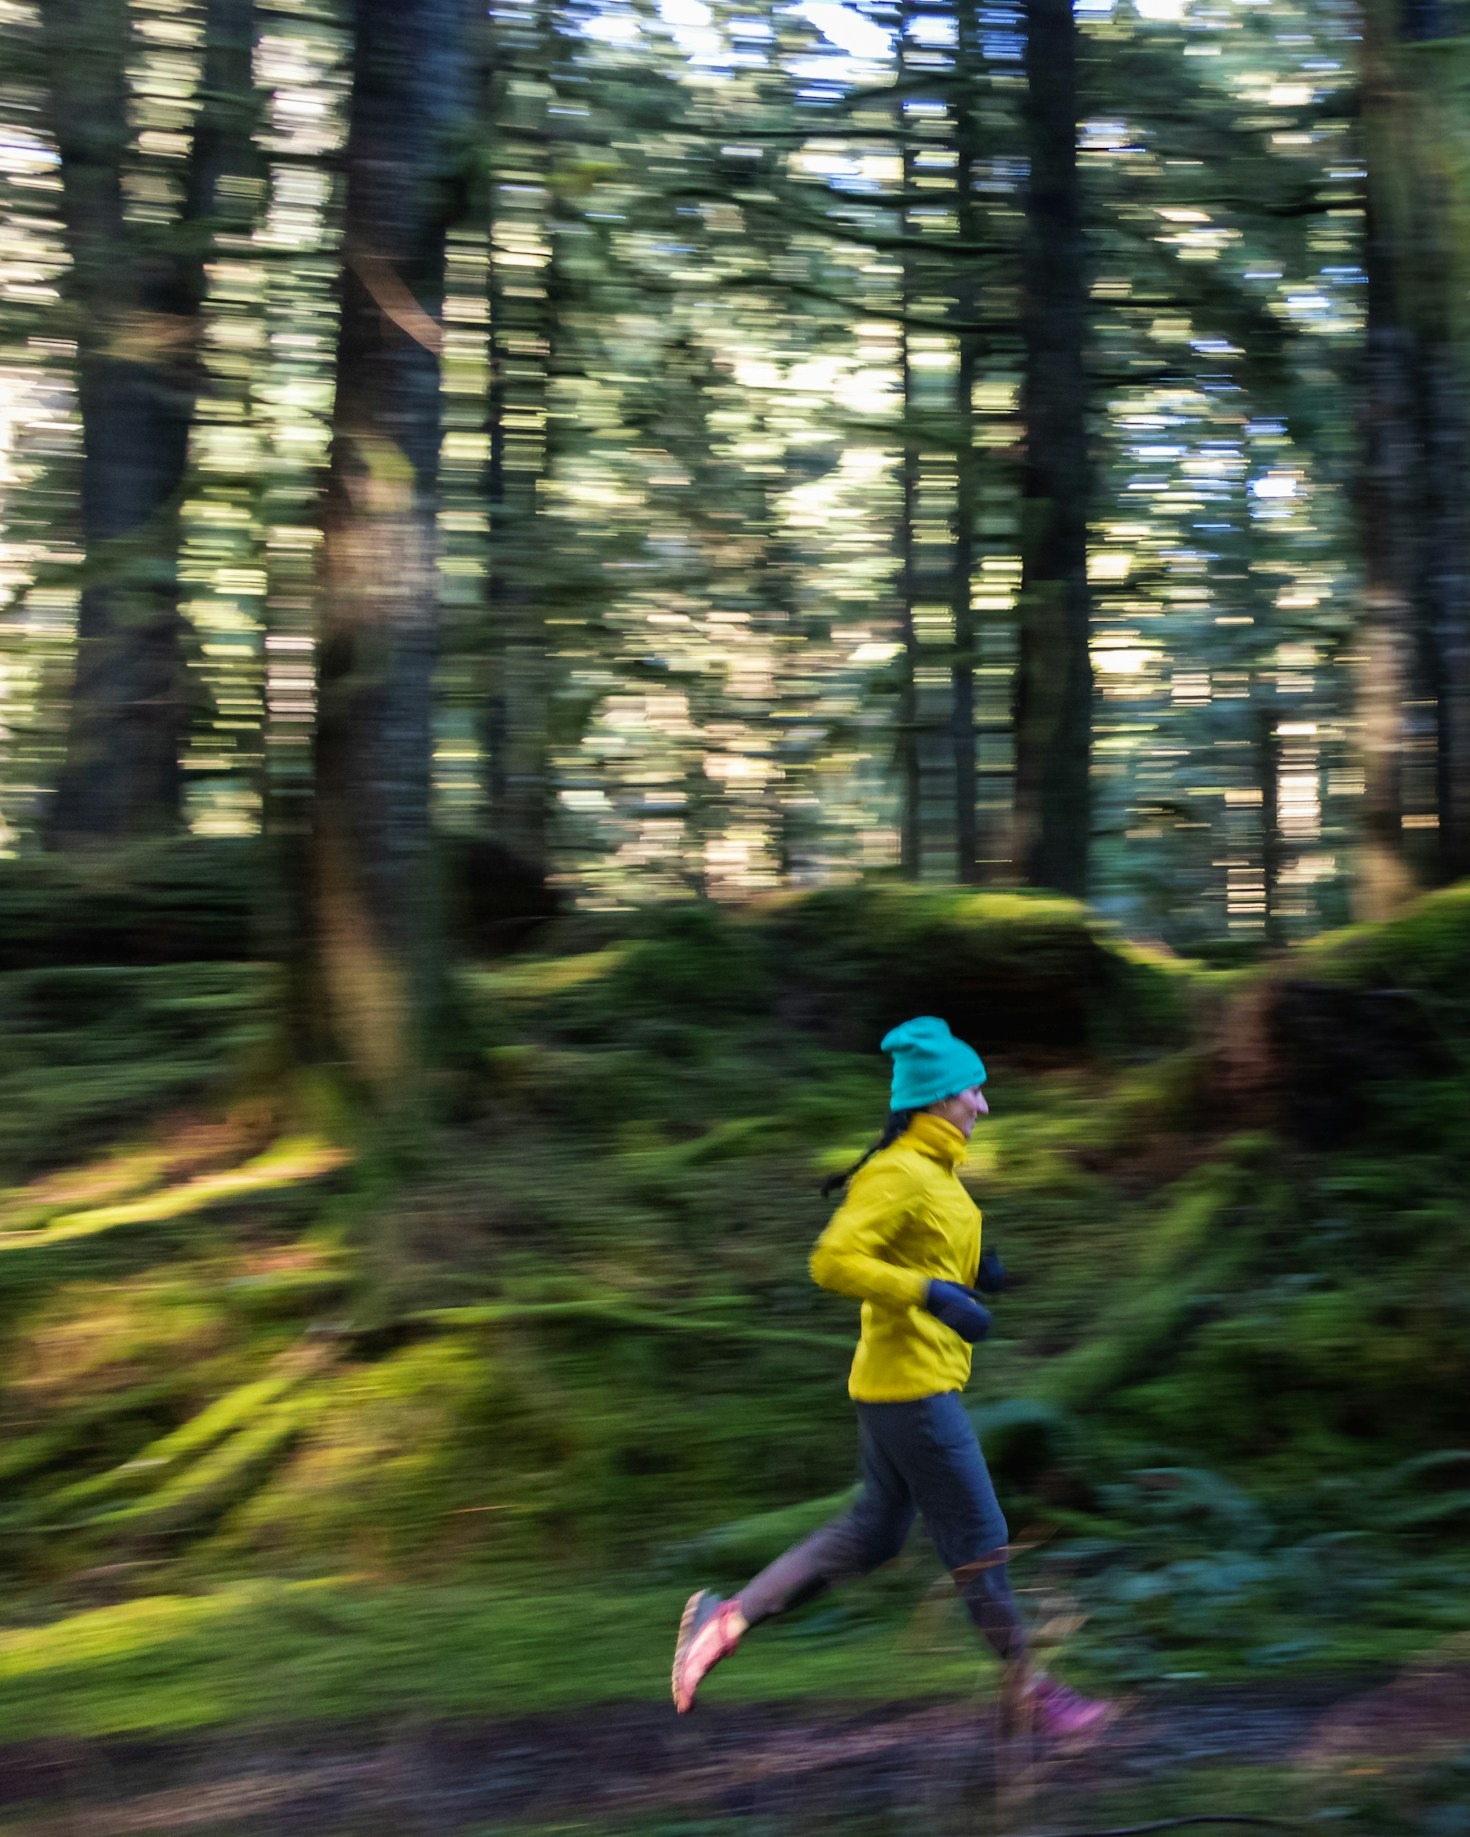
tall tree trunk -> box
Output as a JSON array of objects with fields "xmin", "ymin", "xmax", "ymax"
[
  {"xmin": 1402, "ymin": 9, "xmax": 1470, "ymax": 884},
  {"xmin": 895, "ymin": 23, "xmax": 922, "ymax": 881},
  {"xmin": 897, "ymin": 318, "xmax": 923, "ymax": 881},
  {"xmin": 311, "ymin": 0, "xmax": 473, "ymax": 1106},
  {"xmin": 1012, "ymin": 0, "xmax": 1093, "ymax": 899},
  {"xmin": 41, "ymin": 0, "xmax": 184, "ymax": 847},
  {"xmin": 949, "ymin": 0, "xmax": 982, "ymax": 884},
  {"xmin": 40, "ymin": 0, "xmax": 256, "ymax": 849},
  {"xmin": 483, "ymin": 232, "xmax": 510, "ymax": 823},
  {"xmin": 1354, "ymin": 1, "xmax": 1429, "ymax": 916},
  {"xmin": 1354, "ymin": 249, "xmax": 1419, "ymax": 919},
  {"xmin": 1352, "ymin": 0, "xmax": 1470, "ymax": 903},
  {"xmin": 1424, "ymin": 338, "xmax": 1470, "ymax": 881}
]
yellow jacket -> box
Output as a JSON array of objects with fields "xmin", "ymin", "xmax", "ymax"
[{"xmin": 809, "ymin": 1112, "xmax": 983, "ymax": 1402}]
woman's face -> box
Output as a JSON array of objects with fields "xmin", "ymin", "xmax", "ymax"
[{"xmin": 928, "ymin": 1084, "xmax": 989, "ymax": 1138}]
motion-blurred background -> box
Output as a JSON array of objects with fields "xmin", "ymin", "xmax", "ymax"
[{"xmin": 2, "ymin": 0, "xmax": 1470, "ymax": 1831}]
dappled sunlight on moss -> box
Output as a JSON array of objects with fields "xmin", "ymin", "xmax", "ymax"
[
  {"xmin": 0, "ymin": 1146, "xmax": 175, "ymax": 1237},
  {"xmin": 0, "ymin": 1115, "xmax": 277, "ymax": 1236},
  {"xmin": 0, "ymin": 1137, "xmax": 350, "ymax": 1250},
  {"xmin": 463, "ymin": 944, "xmax": 631, "ymax": 1001},
  {"xmin": 206, "ymin": 1337, "xmax": 575, "ymax": 1573},
  {"xmin": 1298, "ymin": 881, "xmax": 1470, "ymax": 986},
  {"xmin": 7, "ymin": 1275, "xmax": 234, "ymax": 1406}
]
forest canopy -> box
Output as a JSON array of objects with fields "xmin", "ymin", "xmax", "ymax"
[{"xmin": 3, "ymin": 0, "xmax": 1466, "ymax": 952}]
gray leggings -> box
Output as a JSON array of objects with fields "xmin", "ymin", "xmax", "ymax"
[{"xmin": 735, "ymin": 1392, "xmax": 1026, "ymax": 1661}]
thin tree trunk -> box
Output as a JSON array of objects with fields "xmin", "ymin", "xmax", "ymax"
[
  {"xmin": 896, "ymin": 25, "xmax": 922, "ymax": 881},
  {"xmin": 950, "ymin": 0, "xmax": 982, "ymax": 884},
  {"xmin": 311, "ymin": 0, "xmax": 473, "ymax": 1106},
  {"xmin": 1255, "ymin": 701, "xmax": 1283, "ymax": 946},
  {"xmin": 1013, "ymin": 0, "xmax": 1093, "ymax": 899},
  {"xmin": 897, "ymin": 334, "xmax": 923, "ymax": 881},
  {"xmin": 483, "ymin": 230, "xmax": 510, "ymax": 822}
]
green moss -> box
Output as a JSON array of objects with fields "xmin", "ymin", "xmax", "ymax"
[
  {"xmin": 0, "ymin": 1578, "xmax": 1009, "ymax": 1740},
  {"xmin": 4, "ymin": 880, "xmax": 1470, "ymax": 1718},
  {"xmin": 761, "ymin": 883, "xmax": 1184, "ymax": 1057},
  {"xmin": 0, "ymin": 1137, "xmax": 348, "ymax": 1250},
  {"xmin": 0, "ymin": 963, "xmax": 275, "ymax": 1181},
  {"xmin": 40, "ymin": 1360, "xmax": 324, "ymax": 1520},
  {"xmin": 1299, "ymin": 881, "xmax": 1470, "ymax": 994},
  {"xmin": 3, "ymin": 1568, "xmax": 1467, "ymax": 1746},
  {"xmin": 92, "ymin": 1391, "xmax": 321, "ymax": 1533},
  {"xmin": 0, "ymin": 1378, "xmax": 184, "ymax": 1490}
]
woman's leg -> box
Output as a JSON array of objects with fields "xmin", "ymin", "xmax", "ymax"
[
  {"xmin": 672, "ymin": 1413, "xmax": 916, "ymax": 1710},
  {"xmin": 736, "ymin": 1413, "xmax": 917, "ymax": 1625},
  {"xmin": 869, "ymin": 1395, "xmax": 1114, "ymax": 1738},
  {"xmin": 860, "ymin": 1393, "xmax": 1026, "ymax": 1662}
]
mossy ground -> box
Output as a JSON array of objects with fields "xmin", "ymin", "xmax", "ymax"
[{"xmin": 2, "ymin": 882, "xmax": 1470, "ymax": 1768}]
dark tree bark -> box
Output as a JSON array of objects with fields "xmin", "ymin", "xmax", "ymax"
[
  {"xmin": 1424, "ymin": 341, "xmax": 1470, "ymax": 881},
  {"xmin": 1012, "ymin": 0, "xmax": 1094, "ymax": 899},
  {"xmin": 1355, "ymin": 172, "xmax": 1422, "ymax": 919},
  {"xmin": 40, "ymin": 0, "xmax": 256, "ymax": 849},
  {"xmin": 311, "ymin": 0, "xmax": 474, "ymax": 1104},
  {"xmin": 949, "ymin": 0, "xmax": 983, "ymax": 884},
  {"xmin": 1352, "ymin": 0, "xmax": 1470, "ymax": 912}
]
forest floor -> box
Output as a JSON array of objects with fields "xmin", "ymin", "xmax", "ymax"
[
  {"xmin": 2, "ymin": 1662, "xmax": 1469, "ymax": 1837},
  {"xmin": 8, "ymin": 888, "xmax": 1470, "ymax": 1833}
]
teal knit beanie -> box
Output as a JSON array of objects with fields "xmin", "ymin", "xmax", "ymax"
[{"xmin": 881, "ymin": 1016, "xmax": 986, "ymax": 1111}]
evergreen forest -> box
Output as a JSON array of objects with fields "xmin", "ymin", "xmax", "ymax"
[{"xmin": 3, "ymin": 0, "xmax": 1470, "ymax": 1830}]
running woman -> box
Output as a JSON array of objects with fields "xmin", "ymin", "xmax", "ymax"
[{"xmin": 671, "ymin": 1016, "xmax": 1113, "ymax": 1739}]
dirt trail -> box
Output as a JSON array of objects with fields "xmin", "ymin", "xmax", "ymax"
[{"xmin": 2, "ymin": 1670, "xmax": 1466, "ymax": 1836}]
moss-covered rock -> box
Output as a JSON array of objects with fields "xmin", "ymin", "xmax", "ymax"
[{"xmin": 754, "ymin": 885, "xmax": 1193, "ymax": 1060}]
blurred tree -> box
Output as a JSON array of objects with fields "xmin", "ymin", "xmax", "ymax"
[
  {"xmin": 1013, "ymin": 0, "xmax": 1093, "ymax": 898},
  {"xmin": 1367, "ymin": 0, "xmax": 1470, "ymax": 903},
  {"xmin": 310, "ymin": 0, "xmax": 475, "ymax": 1108},
  {"xmin": 948, "ymin": 0, "xmax": 983, "ymax": 884},
  {"xmin": 895, "ymin": 19, "xmax": 923, "ymax": 879},
  {"xmin": 1355, "ymin": 0, "xmax": 1470, "ymax": 915},
  {"xmin": 39, "ymin": 0, "xmax": 258, "ymax": 848},
  {"xmin": 0, "ymin": 0, "xmax": 1416, "ymax": 943}
]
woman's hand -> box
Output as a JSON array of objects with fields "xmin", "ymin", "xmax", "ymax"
[
  {"xmin": 924, "ymin": 1280, "xmax": 992, "ymax": 1343},
  {"xmin": 974, "ymin": 1247, "xmax": 1007, "ymax": 1293}
]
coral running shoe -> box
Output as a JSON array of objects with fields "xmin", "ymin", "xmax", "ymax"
[
  {"xmin": 1024, "ymin": 1676, "xmax": 1117, "ymax": 1743},
  {"xmin": 671, "ymin": 1590, "xmax": 743, "ymax": 1713}
]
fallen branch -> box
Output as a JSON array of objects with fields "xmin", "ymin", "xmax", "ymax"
[
  {"xmin": 1041, "ymin": 1817, "xmax": 1296, "ymax": 1836},
  {"xmin": 408, "ymin": 1299, "xmax": 854, "ymax": 1351}
]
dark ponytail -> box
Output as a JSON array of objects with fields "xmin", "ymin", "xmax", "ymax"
[{"xmin": 820, "ymin": 1109, "xmax": 914, "ymax": 1199}]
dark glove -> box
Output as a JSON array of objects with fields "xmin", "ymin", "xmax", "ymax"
[
  {"xmin": 924, "ymin": 1280, "xmax": 992, "ymax": 1343},
  {"xmin": 974, "ymin": 1248, "xmax": 1007, "ymax": 1294}
]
